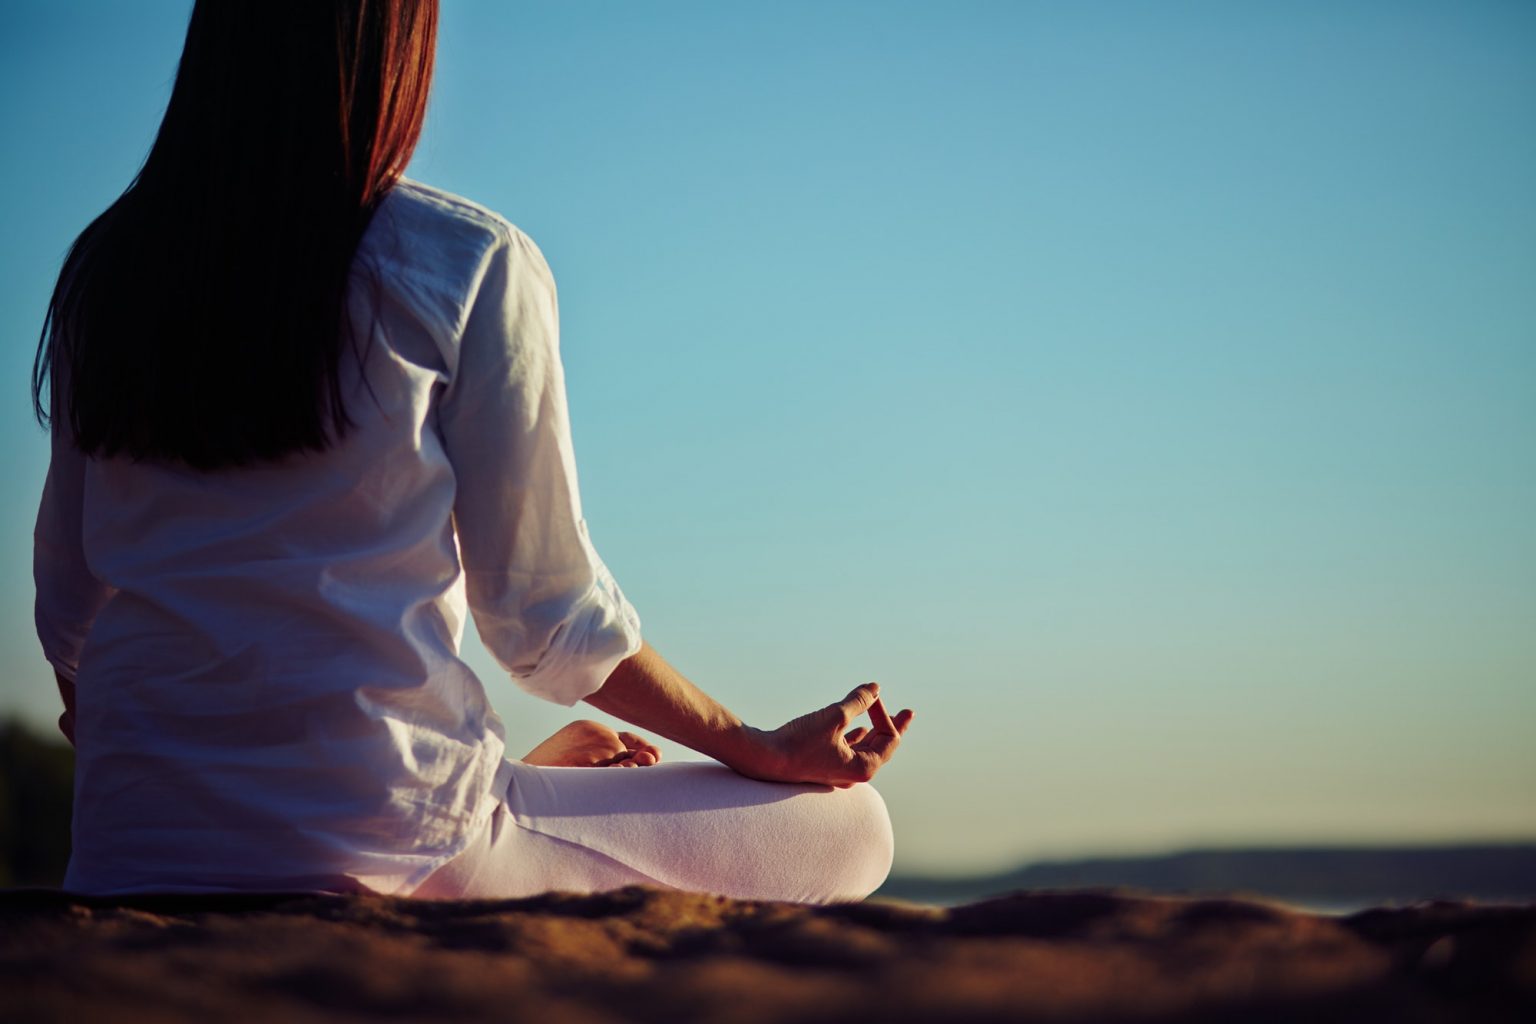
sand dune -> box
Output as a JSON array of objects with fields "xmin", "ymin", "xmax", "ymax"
[{"xmin": 3, "ymin": 886, "xmax": 1533, "ymax": 1022}]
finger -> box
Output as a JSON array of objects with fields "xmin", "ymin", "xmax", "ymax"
[
  {"xmin": 843, "ymin": 726, "xmax": 869, "ymax": 745},
  {"xmin": 834, "ymin": 682, "xmax": 880, "ymax": 727},
  {"xmin": 632, "ymin": 750, "xmax": 657, "ymax": 766},
  {"xmin": 851, "ymin": 724, "xmax": 900, "ymax": 762},
  {"xmin": 867, "ymin": 697, "xmax": 898, "ymax": 735},
  {"xmin": 894, "ymin": 708, "xmax": 915, "ymax": 734}
]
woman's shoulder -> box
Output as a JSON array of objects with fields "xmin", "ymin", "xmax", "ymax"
[
  {"xmin": 379, "ymin": 177, "xmax": 536, "ymax": 255},
  {"xmin": 360, "ymin": 178, "xmax": 552, "ymax": 333}
]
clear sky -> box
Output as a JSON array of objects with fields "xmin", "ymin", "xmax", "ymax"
[{"xmin": 1, "ymin": 1, "xmax": 1533, "ymax": 875}]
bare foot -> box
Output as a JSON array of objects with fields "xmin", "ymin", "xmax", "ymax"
[{"xmin": 521, "ymin": 720, "xmax": 663, "ymax": 768}]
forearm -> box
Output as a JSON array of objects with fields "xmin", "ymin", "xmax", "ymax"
[{"xmin": 582, "ymin": 640, "xmax": 768, "ymax": 771}]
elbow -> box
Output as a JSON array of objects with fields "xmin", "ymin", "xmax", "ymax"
[{"xmin": 474, "ymin": 574, "xmax": 642, "ymax": 708}]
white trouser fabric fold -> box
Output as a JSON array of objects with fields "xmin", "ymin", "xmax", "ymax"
[{"xmin": 407, "ymin": 759, "xmax": 895, "ymax": 905}]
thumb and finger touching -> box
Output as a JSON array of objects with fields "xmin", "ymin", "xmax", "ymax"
[
  {"xmin": 833, "ymin": 683, "xmax": 880, "ymax": 727},
  {"xmin": 832, "ymin": 683, "xmax": 915, "ymax": 736},
  {"xmin": 824, "ymin": 683, "xmax": 917, "ymax": 783}
]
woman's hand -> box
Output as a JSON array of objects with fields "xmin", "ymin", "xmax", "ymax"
[
  {"xmin": 521, "ymin": 720, "xmax": 662, "ymax": 768},
  {"xmin": 733, "ymin": 683, "xmax": 914, "ymax": 788},
  {"xmin": 582, "ymin": 642, "xmax": 913, "ymax": 787}
]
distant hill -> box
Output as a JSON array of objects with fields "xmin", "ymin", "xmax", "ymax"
[{"xmin": 877, "ymin": 844, "xmax": 1536, "ymax": 908}]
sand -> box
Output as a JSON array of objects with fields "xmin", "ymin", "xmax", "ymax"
[{"xmin": 2, "ymin": 886, "xmax": 1532, "ymax": 1022}]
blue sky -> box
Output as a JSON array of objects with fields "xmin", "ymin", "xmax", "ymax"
[{"xmin": 2, "ymin": 1, "xmax": 1533, "ymax": 874}]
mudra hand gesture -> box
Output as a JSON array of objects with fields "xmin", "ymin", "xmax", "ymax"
[{"xmin": 738, "ymin": 683, "xmax": 914, "ymax": 788}]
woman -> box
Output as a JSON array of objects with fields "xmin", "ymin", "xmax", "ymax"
[{"xmin": 32, "ymin": 0, "xmax": 912, "ymax": 903}]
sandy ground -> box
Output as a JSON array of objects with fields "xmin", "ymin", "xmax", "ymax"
[{"xmin": 2, "ymin": 885, "xmax": 1533, "ymax": 1023}]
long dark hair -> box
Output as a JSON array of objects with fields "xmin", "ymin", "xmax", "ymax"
[{"xmin": 32, "ymin": 0, "xmax": 438, "ymax": 470}]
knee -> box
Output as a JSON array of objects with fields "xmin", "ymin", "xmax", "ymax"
[{"xmin": 828, "ymin": 781, "xmax": 894, "ymax": 902}]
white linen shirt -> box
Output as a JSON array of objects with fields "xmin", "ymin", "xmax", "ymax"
[{"xmin": 33, "ymin": 178, "xmax": 643, "ymax": 896}]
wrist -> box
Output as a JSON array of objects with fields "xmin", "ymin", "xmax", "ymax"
[{"xmin": 716, "ymin": 723, "xmax": 783, "ymax": 780}]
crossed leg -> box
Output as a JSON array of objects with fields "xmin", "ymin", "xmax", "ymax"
[{"xmin": 408, "ymin": 758, "xmax": 894, "ymax": 904}]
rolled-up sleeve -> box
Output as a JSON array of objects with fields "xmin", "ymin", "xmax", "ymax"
[
  {"xmin": 438, "ymin": 227, "xmax": 642, "ymax": 707},
  {"xmin": 34, "ymin": 427, "xmax": 115, "ymax": 681}
]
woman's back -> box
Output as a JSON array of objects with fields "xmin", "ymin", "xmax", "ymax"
[
  {"xmin": 39, "ymin": 180, "xmax": 641, "ymax": 895},
  {"xmin": 33, "ymin": 0, "xmax": 907, "ymax": 910}
]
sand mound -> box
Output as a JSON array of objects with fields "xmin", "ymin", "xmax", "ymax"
[{"xmin": 3, "ymin": 886, "xmax": 1532, "ymax": 1022}]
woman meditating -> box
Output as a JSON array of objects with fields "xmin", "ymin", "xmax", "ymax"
[{"xmin": 31, "ymin": 0, "xmax": 912, "ymax": 904}]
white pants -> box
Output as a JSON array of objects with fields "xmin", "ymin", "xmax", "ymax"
[{"xmin": 408, "ymin": 759, "xmax": 895, "ymax": 905}]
